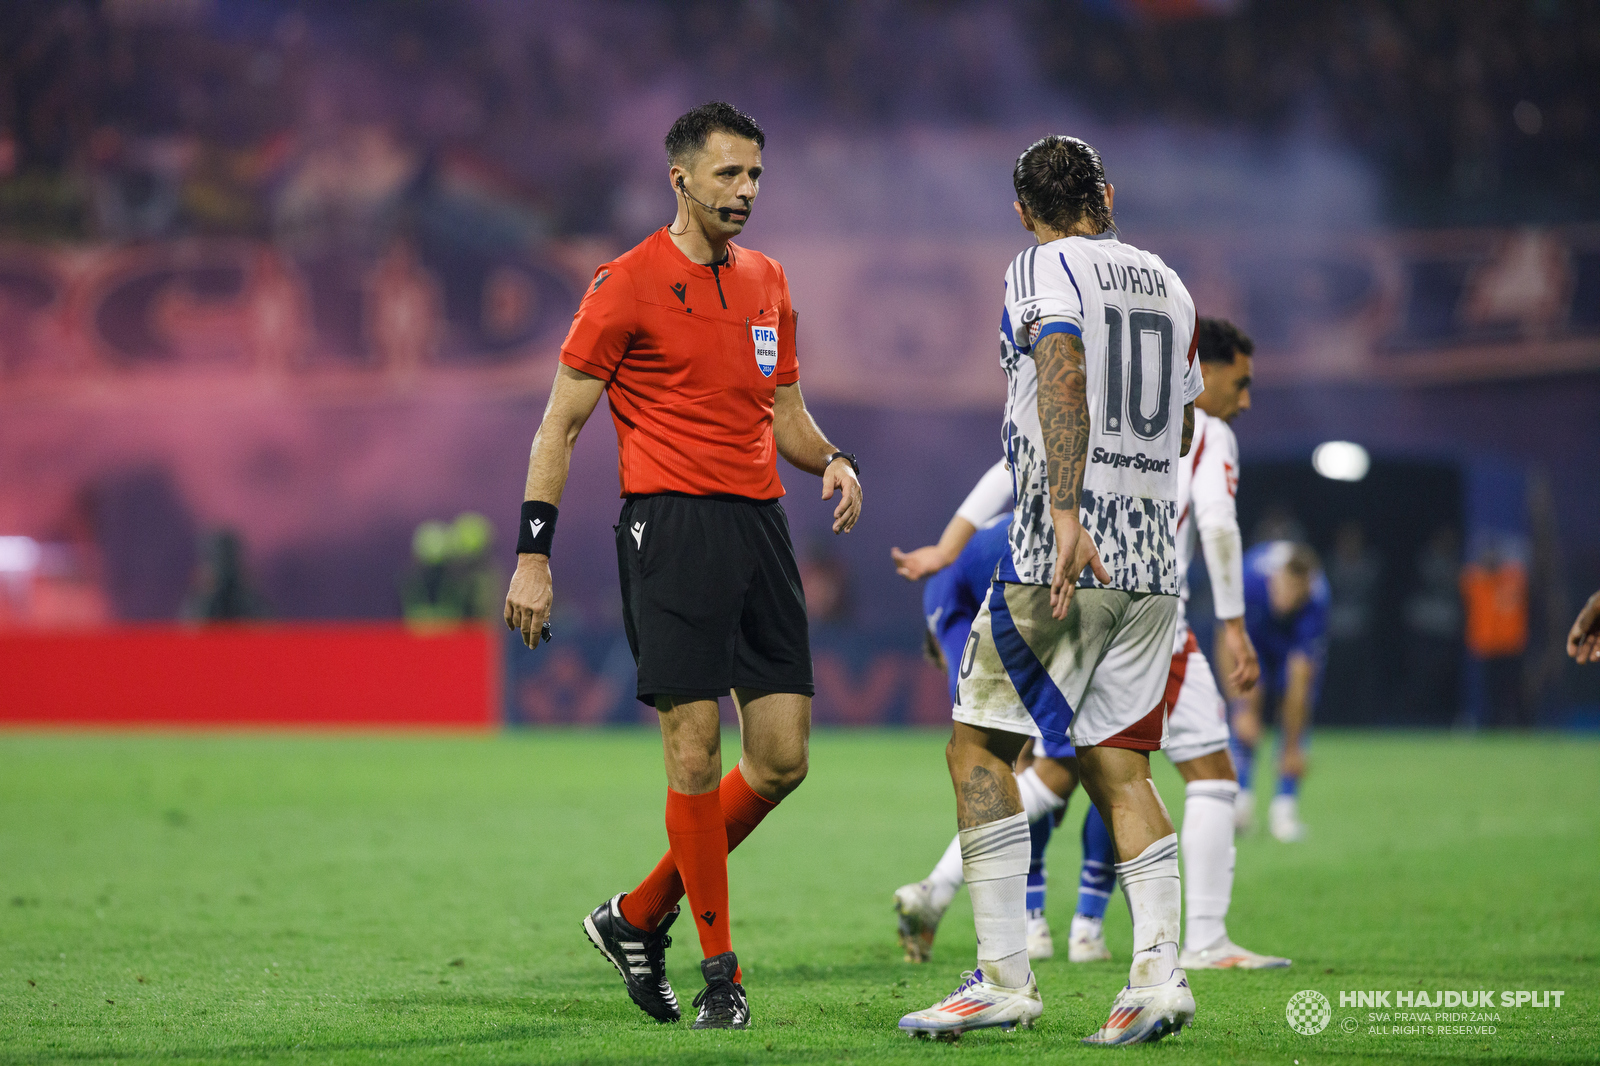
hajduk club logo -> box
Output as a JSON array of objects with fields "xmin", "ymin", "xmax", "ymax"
[{"xmin": 1287, "ymin": 990, "xmax": 1332, "ymax": 1035}]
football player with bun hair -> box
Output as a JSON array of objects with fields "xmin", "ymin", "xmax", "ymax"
[{"xmin": 899, "ymin": 134, "xmax": 1204, "ymax": 1045}]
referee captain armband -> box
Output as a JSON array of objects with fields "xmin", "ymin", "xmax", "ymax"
[{"xmin": 517, "ymin": 500, "xmax": 559, "ymax": 556}]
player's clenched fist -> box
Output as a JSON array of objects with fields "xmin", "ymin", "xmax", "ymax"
[{"xmin": 504, "ymin": 555, "xmax": 553, "ymax": 649}]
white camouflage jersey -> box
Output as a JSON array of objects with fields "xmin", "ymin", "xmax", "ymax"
[
  {"xmin": 1173, "ymin": 405, "xmax": 1246, "ymax": 650},
  {"xmin": 997, "ymin": 231, "xmax": 1202, "ymax": 594},
  {"xmin": 1174, "ymin": 406, "xmax": 1240, "ymax": 606}
]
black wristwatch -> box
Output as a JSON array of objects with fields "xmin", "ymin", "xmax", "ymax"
[{"xmin": 827, "ymin": 451, "xmax": 859, "ymax": 476}]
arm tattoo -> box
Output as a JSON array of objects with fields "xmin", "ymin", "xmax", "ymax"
[
  {"xmin": 957, "ymin": 765, "xmax": 1022, "ymax": 828},
  {"xmin": 1181, "ymin": 402, "xmax": 1195, "ymax": 457},
  {"xmin": 1034, "ymin": 332, "xmax": 1090, "ymax": 513}
]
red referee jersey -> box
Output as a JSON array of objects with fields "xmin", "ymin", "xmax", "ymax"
[{"xmin": 559, "ymin": 228, "xmax": 800, "ymax": 499}]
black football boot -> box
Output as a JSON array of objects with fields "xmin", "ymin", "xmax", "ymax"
[
  {"xmin": 690, "ymin": 951, "xmax": 749, "ymax": 1030},
  {"xmin": 582, "ymin": 892, "xmax": 681, "ymax": 1022}
]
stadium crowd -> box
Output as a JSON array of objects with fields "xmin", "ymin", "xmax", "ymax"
[{"xmin": 2, "ymin": 0, "xmax": 1596, "ymax": 248}]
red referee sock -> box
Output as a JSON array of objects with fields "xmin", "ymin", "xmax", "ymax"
[
  {"xmin": 620, "ymin": 766, "xmax": 778, "ymax": 933},
  {"xmin": 660, "ymin": 787, "xmax": 734, "ymax": 964}
]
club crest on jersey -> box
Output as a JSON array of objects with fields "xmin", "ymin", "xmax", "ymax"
[
  {"xmin": 1019, "ymin": 306, "xmax": 1042, "ymax": 349},
  {"xmin": 751, "ymin": 325, "xmax": 778, "ymax": 377}
]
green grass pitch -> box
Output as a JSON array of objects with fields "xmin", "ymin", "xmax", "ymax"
[{"xmin": 1, "ymin": 729, "xmax": 1596, "ymax": 1065}]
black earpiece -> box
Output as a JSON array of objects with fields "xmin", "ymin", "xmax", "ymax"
[{"xmin": 676, "ymin": 175, "xmax": 737, "ymax": 222}]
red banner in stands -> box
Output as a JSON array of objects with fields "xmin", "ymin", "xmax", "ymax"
[{"xmin": 0, "ymin": 624, "xmax": 499, "ymax": 729}]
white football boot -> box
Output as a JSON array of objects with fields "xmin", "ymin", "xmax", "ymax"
[
  {"xmin": 1180, "ymin": 936, "xmax": 1292, "ymax": 970},
  {"xmin": 1269, "ymin": 794, "xmax": 1307, "ymax": 842},
  {"xmin": 1081, "ymin": 967, "xmax": 1195, "ymax": 1046},
  {"xmin": 899, "ymin": 968, "xmax": 1042, "ymax": 1040},
  {"xmin": 1233, "ymin": 788, "xmax": 1255, "ymax": 835},
  {"xmin": 1068, "ymin": 914, "xmax": 1112, "ymax": 962},
  {"xmin": 1026, "ymin": 914, "xmax": 1054, "ymax": 960},
  {"xmin": 893, "ymin": 881, "xmax": 944, "ymax": 963}
]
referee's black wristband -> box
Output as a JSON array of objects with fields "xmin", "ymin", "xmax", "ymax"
[{"xmin": 517, "ymin": 500, "xmax": 558, "ymax": 556}]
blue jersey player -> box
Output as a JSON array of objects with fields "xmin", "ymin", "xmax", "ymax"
[
  {"xmin": 890, "ymin": 460, "xmax": 1081, "ymax": 964},
  {"xmin": 1230, "ymin": 540, "xmax": 1328, "ymax": 841},
  {"xmin": 922, "ymin": 519, "xmax": 1015, "ymax": 702}
]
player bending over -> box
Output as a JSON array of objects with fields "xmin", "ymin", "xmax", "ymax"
[
  {"xmin": 502, "ymin": 103, "xmax": 863, "ymax": 1031},
  {"xmin": 1230, "ymin": 541, "xmax": 1328, "ymax": 842},
  {"xmin": 898, "ymin": 135, "xmax": 1200, "ymax": 1045},
  {"xmin": 889, "ymin": 459, "xmax": 1079, "ymax": 963},
  {"xmin": 1068, "ymin": 319, "xmax": 1290, "ymax": 971}
]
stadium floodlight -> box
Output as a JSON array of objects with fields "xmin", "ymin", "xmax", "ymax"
[
  {"xmin": 1311, "ymin": 441, "xmax": 1370, "ymax": 482},
  {"xmin": 0, "ymin": 535, "xmax": 41, "ymax": 573}
]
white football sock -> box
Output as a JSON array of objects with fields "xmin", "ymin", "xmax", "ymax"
[
  {"xmin": 927, "ymin": 832, "xmax": 965, "ymax": 912},
  {"xmin": 1016, "ymin": 766, "xmax": 1068, "ymax": 822},
  {"xmin": 1182, "ymin": 779, "xmax": 1238, "ymax": 950},
  {"xmin": 926, "ymin": 767, "xmax": 1062, "ymax": 912},
  {"xmin": 1117, "ymin": 833, "xmax": 1181, "ymax": 987},
  {"xmin": 961, "ymin": 811, "xmax": 1032, "ymax": 988}
]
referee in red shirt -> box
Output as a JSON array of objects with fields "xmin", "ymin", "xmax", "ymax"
[{"xmin": 503, "ymin": 102, "xmax": 863, "ymax": 1031}]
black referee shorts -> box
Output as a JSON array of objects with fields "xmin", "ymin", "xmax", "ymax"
[{"xmin": 616, "ymin": 492, "xmax": 814, "ymax": 707}]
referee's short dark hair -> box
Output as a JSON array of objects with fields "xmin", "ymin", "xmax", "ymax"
[
  {"xmin": 665, "ymin": 102, "xmax": 765, "ymax": 164},
  {"xmin": 1196, "ymin": 317, "xmax": 1255, "ymax": 364}
]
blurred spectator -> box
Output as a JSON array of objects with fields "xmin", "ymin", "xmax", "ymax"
[
  {"xmin": 1401, "ymin": 526, "xmax": 1463, "ymax": 723},
  {"xmin": 1460, "ymin": 535, "xmax": 1530, "ymax": 729},
  {"xmin": 4, "ymin": 0, "xmax": 1597, "ymax": 246},
  {"xmin": 402, "ymin": 519, "xmax": 453, "ymax": 622},
  {"xmin": 181, "ymin": 528, "xmax": 266, "ymax": 621},
  {"xmin": 1032, "ymin": 0, "xmax": 1600, "ymax": 224},
  {"xmin": 444, "ymin": 512, "xmax": 501, "ymax": 621},
  {"xmin": 274, "ymin": 125, "xmax": 417, "ymax": 259},
  {"xmin": 401, "ymin": 513, "xmax": 499, "ymax": 622},
  {"xmin": 1322, "ymin": 520, "xmax": 1381, "ymax": 722}
]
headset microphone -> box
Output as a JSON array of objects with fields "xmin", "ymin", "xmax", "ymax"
[{"xmin": 677, "ymin": 176, "xmax": 739, "ymax": 222}]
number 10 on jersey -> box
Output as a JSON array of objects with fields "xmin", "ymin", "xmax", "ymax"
[{"xmin": 1101, "ymin": 307, "xmax": 1174, "ymax": 440}]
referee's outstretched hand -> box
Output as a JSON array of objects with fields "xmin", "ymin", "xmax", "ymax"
[
  {"xmin": 823, "ymin": 458, "xmax": 863, "ymax": 534},
  {"xmin": 504, "ymin": 554, "xmax": 554, "ymax": 649}
]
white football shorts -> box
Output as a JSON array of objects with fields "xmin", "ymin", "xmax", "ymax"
[
  {"xmin": 952, "ymin": 583, "xmax": 1179, "ymax": 753},
  {"xmin": 1161, "ymin": 621, "xmax": 1232, "ymax": 765}
]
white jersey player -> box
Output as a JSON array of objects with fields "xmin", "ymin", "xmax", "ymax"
[
  {"xmin": 1069, "ymin": 318, "xmax": 1291, "ymax": 972},
  {"xmin": 899, "ymin": 135, "xmax": 1200, "ymax": 1046}
]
